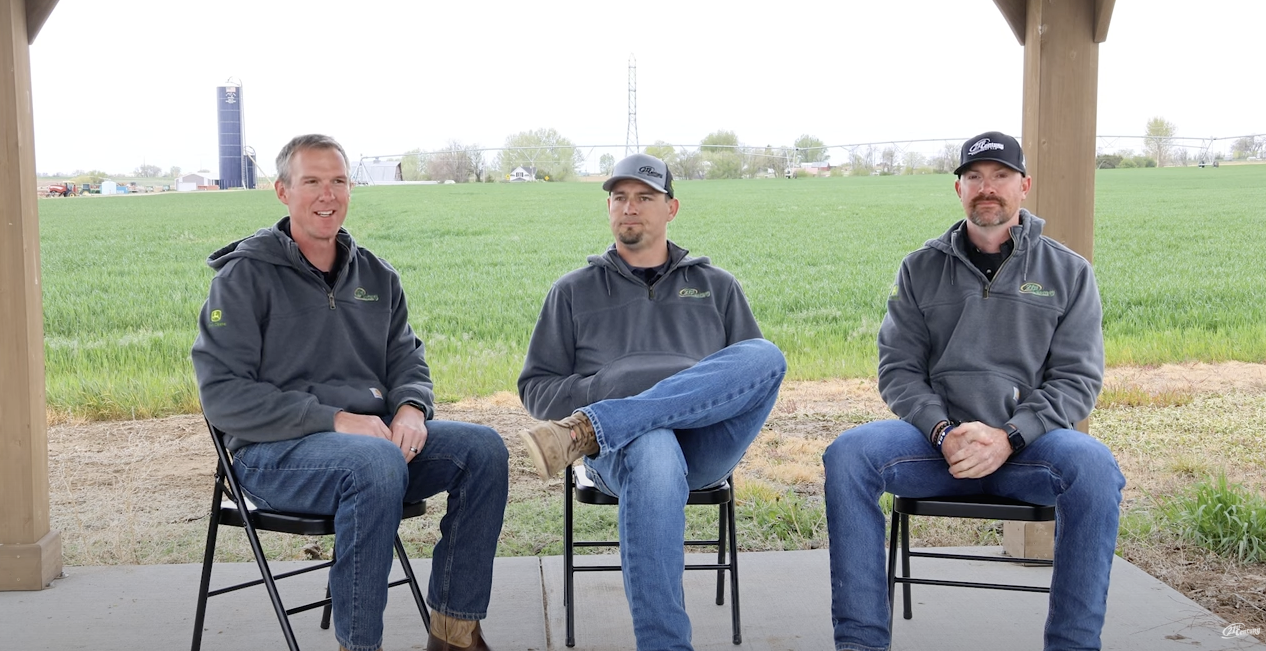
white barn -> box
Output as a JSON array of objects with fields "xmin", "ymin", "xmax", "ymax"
[{"xmin": 176, "ymin": 172, "xmax": 217, "ymax": 192}]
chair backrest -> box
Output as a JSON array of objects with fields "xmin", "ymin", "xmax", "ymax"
[
  {"xmin": 205, "ymin": 420, "xmax": 246, "ymax": 511},
  {"xmin": 204, "ymin": 419, "xmax": 343, "ymax": 536}
]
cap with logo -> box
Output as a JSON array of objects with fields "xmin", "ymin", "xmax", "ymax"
[
  {"xmin": 954, "ymin": 131, "xmax": 1026, "ymax": 177},
  {"xmin": 602, "ymin": 153, "xmax": 674, "ymax": 199}
]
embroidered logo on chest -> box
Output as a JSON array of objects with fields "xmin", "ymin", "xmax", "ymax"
[{"xmin": 1019, "ymin": 282, "xmax": 1055, "ymax": 297}]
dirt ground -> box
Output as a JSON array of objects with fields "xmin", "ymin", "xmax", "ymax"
[{"xmin": 47, "ymin": 362, "xmax": 1266, "ymax": 638}]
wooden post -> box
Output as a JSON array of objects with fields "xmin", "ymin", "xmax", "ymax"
[
  {"xmin": 0, "ymin": 0, "xmax": 62, "ymax": 590},
  {"xmin": 994, "ymin": 0, "xmax": 1115, "ymax": 560},
  {"xmin": 1019, "ymin": 0, "xmax": 1104, "ymax": 262}
]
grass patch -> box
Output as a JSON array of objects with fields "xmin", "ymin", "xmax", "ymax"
[
  {"xmin": 735, "ymin": 480, "xmax": 827, "ymax": 550},
  {"xmin": 35, "ymin": 166, "xmax": 1266, "ymax": 420},
  {"xmin": 1097, "ymin": 384, "xmax": 1195, "ymax": 408},
  {"xmin": 1158, "ymin": 473, "xmax": 1266, "ymax": 564}
]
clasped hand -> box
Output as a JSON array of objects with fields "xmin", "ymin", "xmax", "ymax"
[
  {"xmin": 333, "ymin": 405, "xmax": 429, "ymax": 461},
  {"xmin": 940, "ymin": 421, "xmax": 1012, "ymax": 479}
]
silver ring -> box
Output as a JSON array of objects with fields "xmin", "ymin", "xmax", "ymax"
[{"xmin": 409, "ymin": 446, "xmax": 419, "ymax": 453}]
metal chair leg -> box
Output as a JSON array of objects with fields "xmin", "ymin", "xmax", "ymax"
[
  {"xmin": 241, "ymin": 515, "xmax": 302, "ymax": 651},
  {"xmin": 191, "ymin": 484, "xmax": 224, "ymax": 651},
  {"xmin": 715, "ymin": 500, "xmax": 726, "ymax": 606},
  {"xmin": 901, "ymin": 513, "xmax": 913, "ymax": 620},
  {"xmin": 727, "ymin": 494, "xmax": 742, "ymax": 645},
  {"xmin": 886, "ymin": 505, "xmax": 900, "ymax": 633},
  {"xmin": 565, "ymin": 466, "xmax": 577, "ymax": 648},
  {"xmin": 320, "ymin": 545, "xmax": 335, "ymax": 630},
  {"xmin": 394, "ymin": 534, "xmax": 431, "ymax": 632}
]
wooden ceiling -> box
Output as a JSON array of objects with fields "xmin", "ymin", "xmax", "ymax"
[
  {"xmin": 24, "ymin": 0, "xmax": 58, "ymax": 44},
  {"xmin": 992, "ymin": 0, "xmax": 1116, "ymax": 44}
]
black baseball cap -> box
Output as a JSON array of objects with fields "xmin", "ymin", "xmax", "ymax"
[
  {"xmin": 954, "ymin": 131, "xmax": 1026, "ymax": 177},
  {"xmin": 602, "ymin": 153, "xmax": 674, "ymax": 199}
]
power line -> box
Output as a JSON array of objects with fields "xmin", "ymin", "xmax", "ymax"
[{"xmin": 625, "ymin": 55, "xmax": 639, "ymax": 157}]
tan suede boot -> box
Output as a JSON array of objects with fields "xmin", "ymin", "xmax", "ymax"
[
  {"xmin": 518, "ymin": 412, "xmax": 599, "ymax": 478},
  {"xmin": 426, "ymin": 611, "xmax": 492, "ymax": 651}
]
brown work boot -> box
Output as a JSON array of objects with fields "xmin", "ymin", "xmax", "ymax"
[
  {"xmin": 518, "ymin": 412, "xmax": 599, "ymax": 479},
  {"xmin": 426, "ymin": 611, "xmax": 493, "ymax": 651}
]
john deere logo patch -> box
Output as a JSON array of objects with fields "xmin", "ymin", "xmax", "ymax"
[
  {"xmin": 210, "ymin": 309, "xmax": 222, "ymax": 323},
  {"xmin": 353, "ymin": 287, "xmax": 379, "ymax": 301},
  {"xmin": 678, "ymin": 288, "xmax": 711, "ymax": 299},
  {"xmin": 1019, "ymin": 282, "xmax": 1055, "ymax": 297}
]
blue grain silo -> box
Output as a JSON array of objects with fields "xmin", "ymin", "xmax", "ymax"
[
  {"xmin": 217, "ymin": 80, "xmax": 245, "ymax": 189},
  {"xmin": 242, "ymin": 146, "xmax": 258, "ymax": 190}
]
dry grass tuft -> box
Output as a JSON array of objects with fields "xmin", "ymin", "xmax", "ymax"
[{"xmin": 1098, "ymin": 384, "xmax": 1194, "ymax": 408}]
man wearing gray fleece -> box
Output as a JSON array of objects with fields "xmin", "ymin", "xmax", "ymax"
[
  {"xmin": 192, "ymin": 134, "xmax": 506, "ymax": 651},
  {"xmin": 822, "ymin": 131, "xmax": 1125, "ymax": 651},
  {"xmin": 518, "ymin": 153, "xmax": 786, "ymax": 651}
]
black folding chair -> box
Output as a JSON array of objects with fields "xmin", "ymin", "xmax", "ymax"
[
  {"xmin": 563, "ymin": 464, "xmax": 741, "ymax": 647},
  {"xmin": 192, "ymin": 420, "xmax": 430, "ymax": 651},
  {"xmin": 887, "ymin": 494, "xmax": 1055, "ymax": 625}
]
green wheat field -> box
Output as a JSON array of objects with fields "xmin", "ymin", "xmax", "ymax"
[{"xmin": 36, "ymin": 165, "xmax": 1266, "ymax": 421}]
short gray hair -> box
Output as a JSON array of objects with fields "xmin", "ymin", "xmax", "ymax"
[{"xmin": 275, "ymin": 134, "xmax": 350, "ymax": 186}]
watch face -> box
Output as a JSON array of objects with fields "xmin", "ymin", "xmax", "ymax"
[{"xmin": 1008, "ymin": 431, "xmax": 1025, "ymax": 451}]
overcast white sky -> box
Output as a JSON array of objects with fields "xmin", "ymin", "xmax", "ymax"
[{"xmin": 28, "ymin": 0, "xmax": 1265, "ymax": 175}]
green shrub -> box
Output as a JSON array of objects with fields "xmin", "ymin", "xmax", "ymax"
[
  {"xmin": 737, "ymin": 490, "xmax": 826, "ymax": 549},
  {"xmin": 1096, "ymin": 154, "xmax": 1122, "ymax": 169},
  {"xmin": 1160, "ymin": 473, "xmax": 1266, "ymax": 563}
]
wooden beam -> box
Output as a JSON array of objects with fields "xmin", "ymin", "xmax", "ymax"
[
  {"xmin": 1094, "ymin": 0, "xmax": 1116, "ymax": 43},
  {"xmin": 1020, "ymin": 0, "xmax": 1101, "ymax": 262},
  {"xmin": 993, "ymin": 0, "xmax": 1027, "ymax": 45},
  {"xmin": 1004, "ymin": 0, "xmax": 1112, "ymax": 561},
  {"xmin": 23, "ymin": 0, "xmax": 54, "ymax": 44},
  {"xmin": 1, "ymin": 0, "xmax": 61, "ymax": 590}
]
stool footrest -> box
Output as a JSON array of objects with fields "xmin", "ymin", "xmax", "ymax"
[
  {"xmin": 893, "ymin": 576, "xmax": 1051, "ymax": 593},
  {"xmin": 907, "ymin": 550, "xmax": 1053, "ymax": 565}
]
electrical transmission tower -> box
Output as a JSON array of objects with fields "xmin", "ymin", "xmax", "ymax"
[{"xmin": 625, "ymin": 55, "xmax": 639, "ymax": 156}]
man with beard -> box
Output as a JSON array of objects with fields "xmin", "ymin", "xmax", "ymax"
[
  {"xmin": 822, "ymin": 131, "xmax": 1125, "ymax": 651},
  {"xmin": 517, "ymin": 153, "xmax": 786, "ymax": 650}
]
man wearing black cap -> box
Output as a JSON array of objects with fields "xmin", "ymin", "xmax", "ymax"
[
  {"xmin": 822, "ymin": 132, "xmax": 1125, "ymax": 650},
  {"xmin": 517, "ymin": 152, "xmax": 786, "ymax": 650}
]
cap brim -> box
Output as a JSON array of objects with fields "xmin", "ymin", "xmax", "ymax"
[
  {"xmin": 954, "ymin": 157, "xmax": 1026, "ymax": 177},
  {"xmin": 602, "ymin": 175, "xmax": 667, "ymax": 194}
]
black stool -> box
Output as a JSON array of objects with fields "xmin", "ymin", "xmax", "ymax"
[
  {"xmin": 563, "ymin": 464, "xmax": 741, "ymax": 647},
  {"xmin": 887, "ymin": 494, "xmax": 1054, "ymax": 623}
]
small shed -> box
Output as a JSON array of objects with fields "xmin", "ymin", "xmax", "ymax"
[{"xmin": 99, "ymin": 180, "xmax": 118, "ymax": 194}]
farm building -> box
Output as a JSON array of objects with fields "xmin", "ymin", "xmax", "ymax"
[
  {"xmin": 352, "ymin": 159, "xmax": 403, "ymax": 185},
  {"xmin": 508, "ymin": 165, "xmax": 536, "ymax": 182},
  {"xmin": 797, "ymin": 161, "xmax": 832, "ymax": 177},
  {"xmin": 175, "ymin": 172, "xmax": 218, "ymax": 191}
]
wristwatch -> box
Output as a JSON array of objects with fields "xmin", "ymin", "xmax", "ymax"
[
  {"xmin": 1004, "ymin": 423, "xmax": 1026, "ymax": 452},
  {"xmin": 398, "ymin": 399, "xmax": 427, "ymax": 413}
]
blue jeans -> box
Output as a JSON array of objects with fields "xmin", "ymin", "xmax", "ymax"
[
  {"xmin": 232, "ymin": 420, "xmax": 509, "ymax": 651},
  {"xmin": 822, "ymin": 419, "xmax": 1125, "ymax": 651},
  {"xmin": 579, "ymin": 338, "xmax": 786, "ymax": 651}
]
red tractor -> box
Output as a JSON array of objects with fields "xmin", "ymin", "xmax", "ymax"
[{"xmin": 46, "ymin": 182, "xmax": 78, "ymax": 197}]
